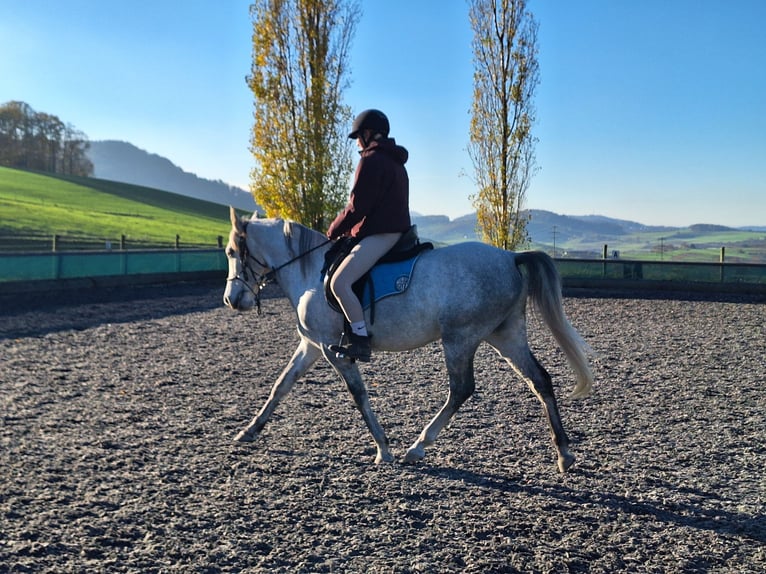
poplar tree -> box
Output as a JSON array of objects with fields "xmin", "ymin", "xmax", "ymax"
[
  {"xmin": 248, "ymin": 0, "xmax": 360, "ymax": 230},
  {"xmin": 468, "ymin": 0, "xmax": 539, "ymax": 250}
]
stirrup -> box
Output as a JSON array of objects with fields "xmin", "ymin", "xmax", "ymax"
[{"xmin": 330, "ymin": 332, "xmax": 372, "ymax": 362}]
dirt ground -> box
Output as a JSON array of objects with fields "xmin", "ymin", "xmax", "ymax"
[{"xmin": 1, "ymin": 281, "xmax": 764, "ymax": 573}]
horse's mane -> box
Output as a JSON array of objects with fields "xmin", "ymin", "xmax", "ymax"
[{"xmin": 282, "ymin": 220, "xmax": 326, "ymax": 279}]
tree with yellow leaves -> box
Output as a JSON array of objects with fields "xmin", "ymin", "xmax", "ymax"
[
  {"xmin": 248, "ymin": 0, "xmax": 360, "ymax": 230},
  {"xmin": 468, "ymin": 0, "xmax": 539, "ymax": 250}
]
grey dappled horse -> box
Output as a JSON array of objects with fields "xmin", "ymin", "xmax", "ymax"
[{"xmin": 223, "ymin": 208, "xmax": 594, "ymax": 472}]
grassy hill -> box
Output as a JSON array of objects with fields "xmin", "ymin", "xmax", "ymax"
[
  {"xmin": 2, "ymin": 166, "xmax": 765, "ymax": 262},
  {"xmin": 0, "ymin": 167, "xmax": 251, "ymax": 251},
  {"xmin": 86, "ymin": 140, "xmax": 257, "ymax": 212}
]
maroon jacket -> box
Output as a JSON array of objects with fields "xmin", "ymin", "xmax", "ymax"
[{"xmin": 327, "ymin": 137, "xmax": 411, "ymax": 240}]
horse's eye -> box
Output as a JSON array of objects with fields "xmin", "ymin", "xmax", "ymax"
[{"xmin": 226, "ymin": 247, "xmax": 235, "ymax": 257}]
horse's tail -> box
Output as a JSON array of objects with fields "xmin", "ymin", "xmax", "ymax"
[{"xmin": 515, "ymin": 251, "xmax": 594, "ymax": 399}]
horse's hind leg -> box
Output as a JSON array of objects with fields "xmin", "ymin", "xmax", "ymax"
[
  {"xmin": 404, "ymin": 341, "xmax": 477, "ymax": 464},
  {"xmin": 489, "ymin": 332, "xmax": 575, "ymax": 472},
  {"xmin": 525, "ymin": 354, "xmax": 575, "ymax": 472},
  {"xmin": 234, "ymin": 337, "xmax": 321, "ymax": 443}
]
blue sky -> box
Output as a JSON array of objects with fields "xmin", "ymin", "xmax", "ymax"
[{"xmin": 1, "ymin": 0, "xmax": 764, "ymax": 227}]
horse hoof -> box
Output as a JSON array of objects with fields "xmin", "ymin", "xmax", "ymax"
[
  {"xmin": 403, "ymin": 445, "xmax": 425, "ymax": 464},
  {"xmin": 557, "ymin": 453, "xmax": 575, "ymax": 473},
  {"xmin": 234, "ymin": 429, "xmax": 257, "ymax": 443},
  {"xmin": 375, "ymin": 452, "xmax": 394, "ymax": 465}
]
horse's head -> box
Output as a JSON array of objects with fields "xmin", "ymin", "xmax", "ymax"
[
  {"xmin": 223, "ymin": 207, "xmax": 330, "ymax": 312},
  {"xmin": 223, "ymin": 206, "xmax": 273, "ymax": 312}
]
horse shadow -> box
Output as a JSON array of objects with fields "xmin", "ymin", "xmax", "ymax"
[{"xmin": 417, "ymin": 465, "xmax": 765, "ymax": 544}]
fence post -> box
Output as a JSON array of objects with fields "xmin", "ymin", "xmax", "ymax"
[
  {"xmin": 602, "ymin": 244, "xmax": 608, "ymax": 278},
  {"xmin": 217, "ymin": 235, "xmax": 223, "ymax": 248},
  {"xmin": 175, "ymin": 234, "xmax": 180, "ymax": 249},
  {"xmin": 120, "ymin": 235, "xmax": 126, "ymax": 250},
  {"xmin": 720, "ymin": 246, "xmax": 725, "ymax": 283},
  {"xmin": 53, "ymin": 252, "xmax": 62, "ymax": 279},
  {"xmin": 51, "ymin": 235, "xmax": 61, "ymax": 278}
]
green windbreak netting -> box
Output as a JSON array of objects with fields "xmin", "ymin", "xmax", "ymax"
[
  {"xmin": 1, "ymin": 251, "xmax": 763, "ymax": 287},
  {"xmin": 0, "ymin": 249, "xmax": 226, "ymax": 282}
]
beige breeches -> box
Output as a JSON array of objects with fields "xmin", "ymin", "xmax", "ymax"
[{"xmin": 329, "ymin": 232, "xmax": 403, "ymax": 325}]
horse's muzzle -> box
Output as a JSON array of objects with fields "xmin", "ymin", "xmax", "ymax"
[{"xmin": 223, "ymin": 288, "xmax": 254, "ymax": 312}]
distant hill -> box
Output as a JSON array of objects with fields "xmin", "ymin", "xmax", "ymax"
[
  {"xmin": 412, "ymin": 209, "xmax": 766, "ymax": 261},
  {"xmin": 87, "ymin": 140, "xmax": 257, "ymax": 212},
  {"xmin": 84, "ymin": 141, "xmax": 765, "ymax": 259},
  {"xmin": 412, "ymin": 210, "xmax": 677, "ymax": 247},
  {"xmin": 410, "ymin": 214, "xmax": 477, "ymax": 244}
]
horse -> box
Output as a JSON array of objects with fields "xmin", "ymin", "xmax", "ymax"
[{"xmin": 223, "ymin": 207, "xmax": 594, "ymax": 472}]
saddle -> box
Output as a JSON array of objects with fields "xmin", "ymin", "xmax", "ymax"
[{"xmin": 322, "ymin": 225, "xmax": 433, "ymax": 324}]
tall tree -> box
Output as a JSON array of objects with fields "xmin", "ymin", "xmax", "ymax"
[
  {"xmin": 60, "ymin": 124, "xmax": 93, "ymax": 176},
  {"xmin": 0, "ymin": 101, "xmax": 33, "ymax": 168},
  {"xmin": 34, "ymin": 112, "xmax": 64, "ymax": 173},
  {"xmin": 0, "ymin": 101, "xmax": 92, "ymax": 177},
  {"xmin": 468, "ymin": 0, "xmax": 539, "ymax": 250},
  {"xmin": 248, "ymin": 0, "xmax": 360, "ymax": 230}
]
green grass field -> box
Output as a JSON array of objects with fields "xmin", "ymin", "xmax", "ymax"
[
  {"xmin": 0, "ymin": 167, "xmax": 245, "ymax": 250},
  {"xmin": 2, "ymin": 166, "xmax": 764, "ymax": 262},
  {"xmin": 565, "ymin": 230, "xmax": 766, "ymax": 263},
  {"xmin": 539, "ymin": 226, "xmax": 766, "ymax": 263}
]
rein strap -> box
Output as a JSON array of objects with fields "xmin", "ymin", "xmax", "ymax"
[
  {"xmin": 261, "ymin": 238, "xmax": 331, "ymax": 284},
  {"xmin": 234, "ymin": 228, "xmax": 331, "ymax": 314}
]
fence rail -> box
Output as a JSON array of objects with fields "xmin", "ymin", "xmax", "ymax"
[
  {"xmin": 0, "ymin": 249, "xmax": 765, "ymax": 296},
  {"xmin": 557, "ymin": 258, "xmax": 766, "ymax": 284},
  {"xmin": 0, "ymin": 248, "xmax": 227, "ymax": 283},
  {"xmin": 557, "ymin": 257, "xmax": 766, "ymax": 296},
  {"xmin": 0, "ymin": 231, "xmax": 224, "ymax": 252}
]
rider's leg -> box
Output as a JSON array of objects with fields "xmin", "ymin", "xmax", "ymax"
[
  {"xmin": 330, "ymin": 232, "xmax": 402, "ymax": 328},
  {"xmin": 330, "ymin": 232, "xmax": 401, "ymax": 359}
]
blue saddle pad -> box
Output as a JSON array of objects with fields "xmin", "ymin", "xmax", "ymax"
[{"xmin": 359, "ymin": 254, "xmax": 423, "ymax": 309}]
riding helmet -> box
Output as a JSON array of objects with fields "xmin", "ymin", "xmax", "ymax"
[{"xmin": 348, "ymin": 109, "xmax": 390, "ymax": 139}]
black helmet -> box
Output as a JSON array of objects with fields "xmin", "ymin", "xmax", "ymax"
[{"xmin": 348, "ymin": 109, "xmax": 389, "ymax": 139}]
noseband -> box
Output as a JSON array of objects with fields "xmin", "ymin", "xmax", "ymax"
[
  {"xmin": 227, "ymin": 222, "xmax": 330, "ymax": 314},
  {"xmin": 226, "ymin": 229, "xmax": 269, "ymax": 313}
]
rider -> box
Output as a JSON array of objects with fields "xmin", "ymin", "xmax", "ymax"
[{"xmin": 327, "ymin": 109, "xmax": 411, "ymax": 362}]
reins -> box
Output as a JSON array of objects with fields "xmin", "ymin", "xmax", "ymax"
[
  {"xmin": 228, "ymin": 224, "xmax": 330, "ymax": 314},
  {"xmin": 259, "ymin": 237, "xmax": 331, "ymax": 284}
]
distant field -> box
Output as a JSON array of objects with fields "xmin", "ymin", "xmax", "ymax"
[
  {"xmin": 0, "ymin": 167, "xmax": 243, "ymax": 251},
  {"xmin": 542, "ymin": 227, "xmax": 766, "ymax": 263}
]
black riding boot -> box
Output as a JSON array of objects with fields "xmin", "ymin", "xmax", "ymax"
[{"xmin": 331, "ymin": 332, "xmax": 372, "ymax": 362}]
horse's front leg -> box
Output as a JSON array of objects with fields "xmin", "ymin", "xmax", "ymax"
[
  {"xmin": 234, "ymin": 337, "xmax": 321, "ymax": 443},
  {"xmin": 324, "ymin": 349, "xmax": 394, "ymax": 464}
]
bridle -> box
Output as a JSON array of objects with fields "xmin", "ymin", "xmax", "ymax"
[{"xmin": 226, "ymin": 222, "xmax": 330, "ymax": 314}]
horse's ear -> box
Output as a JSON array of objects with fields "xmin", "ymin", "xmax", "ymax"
[{"xmin": 229, "ymin": 206, "xmax": 242, "ymax": 233}]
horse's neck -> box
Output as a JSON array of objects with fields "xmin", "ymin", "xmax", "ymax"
[{"xmin": 272, "ymin": 225, "xmax": 327, "ymax": 307}]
